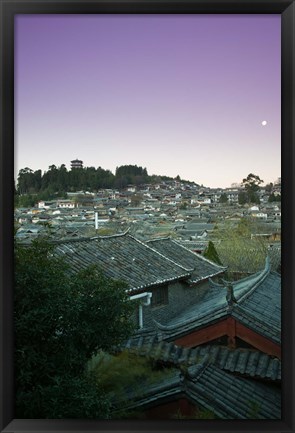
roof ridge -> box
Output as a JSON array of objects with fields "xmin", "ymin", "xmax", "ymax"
[
  {"xmin": 186, "ymin": 354, "xmax": 211, "ymax": 382},
  {"xmin": 173, "ymin": 239, "xmax": 226, "ymax": 271},
  {"xmin": 153, "ymin": 302, "xmax": 229, "ymax": 333},
  {"xmin": 130, "ymin": 235, "xmax": 194, "ymax": 273},
  {"xmin": 147, "ymin": 237, "xmax": 226, "ymax": 275},
  {"xmin": 90, "ymin": 227, "xmax": 131, "ymax": 239},
  {"xmin": 146, "ymin": 236, "xmax": 171, "ymax": 243},
  {"xmin": 209, "ymin": 277, "xmax": 224, "ymax": 288},
  {"xmin": 42, "ymin": 229, "xmax": 131, "ymax": 245},
  {"xmin": 233, "ymin": 257, "xmax": 271, "ymax": 305}
]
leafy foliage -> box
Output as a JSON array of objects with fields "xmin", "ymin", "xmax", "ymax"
[
  {"xmin": 268, "ymin": 193, "xmax": 281, "ymax": 202},
  {"xmin": 241, "ymin": 173, "xmax": 263, "ymax": 204},
  {"xmin": 203, "ymin": 241, "xmax": 223, "ymax": 266},
  {"xmin": 89, "ymin": 350, "xmax": 176, "ymax": 418},
  {"xmin": 90, "ymin": 350, "xmax": 174, "ymax": 392},
  {"xmin": 15, "ymin": 163, "xmax": 199, "ymax": 203},
  {"xmin": 238, "ymin": 191, "xmax": 248, "ymax": 205},
  {"xmin": 130, "ymin": 193, "xmax": 144, "ymax": 207},
  {"xmin": 16, "ymin": 373, "xmax": 111, "ymax": 419},
  {"xmin": 15, "ymin": 238, "xmax": 136, "ymax": 418},
  {"xmin": 211, "ymin": 219, "xmax": 268, "ymax": 275},
  {"xmin": 219, "ymin": 193, "xmax": 228, "ymax": 204}
]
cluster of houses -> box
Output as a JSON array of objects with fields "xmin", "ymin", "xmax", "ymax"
[
  {"xmin": 15, "ymin": 179, "xmax": 281, "ymax": 245},
  {"xmin": 15, "ymin": 179, "xmax": 282, "ymax": 419}
]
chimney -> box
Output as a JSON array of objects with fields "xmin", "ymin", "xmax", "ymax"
[{"xmin": 95, "ymin": 212, "xmax": 99, "ymax": 230}]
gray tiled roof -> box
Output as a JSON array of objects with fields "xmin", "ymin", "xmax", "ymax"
[
  {"xmin": 124, "ymin": 335, "xmax": 281, "ymax": 381},
  {"xmin": 232, "ymin": 271, "xmax": 281, "ymax": 344},
  {"xmin": 184, "ymin": 222, "xmax": 215, "ymax": 231},
  {"xmin": 154, "ymin": 279, "xmax": 248, "ymax": 337},
  {"xmin": 176, "ymin": 240, "xmax": 209, "ymax": 252},
  {"xmin": 186, "ymin": 364, "xmax": 281, "ymax": 419},
  {"xmin": 146, "ymin": 238, "xmax": 225, "ymax": 283},
  {"xmin": 53, "ymin": 233, "xmax": 191, "ymax": 293},
  {"xmin": 117, "ymin": 358, "xmax": 281, "ymax": 419},
  {"xmin": 154, "ymin": 259, "xmax": 281, "ymax": 345}
]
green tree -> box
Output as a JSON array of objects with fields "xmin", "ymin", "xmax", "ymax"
[
  {"xmin": 238, "ymin": 191, "xmax": 248, "ymax": 205},
  {"xmin": 203, "ymin": 240, "xmax": 223, "ymax": 266},
  {"xmin": 17, "ymin": 167, "xmax": 35, "ymax": 194},
  {"xmin": 179, "ymin": 201, "xmax": 188, "ymax": 210},
  {"xmin": 219, "ymin": 193, "xmax": 228, "ymax": 204},
  {"xmin": 269, "ymin": 193, "xmax": 281, "ymax": 202},
  {"xmin": 211, "ymin": 220, "xmax": 268, "ymax": 276},
  {"xmin": 235, "ymin": 218, "xmax": 252, "ymax": 237},
  {"xmin": 17, "ymin": 193, "xmax": 37, "ymax": 208},
  {"xmin": 130, "ymin": 193, "xmax": 143, "ymax": 207},
  {"xmin": 15, "ymin": 238, "xmax": 135, "ymax": 418},
  {"xmin": 42, "ymin": 165, "xmax": 60, "ymax": 191},
  {"xmin": 56, "ymin": 164, "xmax": 68, "ymax": 191},
  {"xmin": 265, "ymin": 182, "xmax": 273, "ymax": 193},
  {"xmin": 242, "ymin": 173, "xmax": 263, "ymax": 204},
  {"xmin": 115, "ymin": 165, "xmax": 148, "ymax": 188}
]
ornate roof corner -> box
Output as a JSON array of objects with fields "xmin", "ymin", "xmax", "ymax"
[
  {"xmin": 265, "ymin": 255, "xmax": 271, "ymax": 272},
  {"xmin": 226, "ymin": 283, "xmax": 238, "ymax": 310}
]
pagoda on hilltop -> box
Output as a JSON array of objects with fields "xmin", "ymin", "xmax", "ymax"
[{"xmin": 71, "ymin": 159, "xmax": 83, "ymax": 169}]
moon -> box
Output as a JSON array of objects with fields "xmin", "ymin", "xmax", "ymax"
[{"xmin": 261, "ymin": 120, "xmax": 268, "ymax": 126}]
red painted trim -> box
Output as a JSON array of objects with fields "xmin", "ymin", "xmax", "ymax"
[
  {"xmin": 174, "ymin": 320, "xmax": 228, "ymax": 347},
  {"xmin": 235, "ymin": 322, "xmax": 281, "ymax": 358},
  {"xmin": 174, "ymin": 317, "xmax": 281, "ymax": 358}
]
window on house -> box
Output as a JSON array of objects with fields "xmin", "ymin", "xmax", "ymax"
[{"xmin": 151, "ymin": 286, "xmax": 168, "ymax": 307}]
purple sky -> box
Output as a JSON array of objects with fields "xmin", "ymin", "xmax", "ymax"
[{"xmin": 15, "ymin": 14, "xmax": 281, "ymax": 188}]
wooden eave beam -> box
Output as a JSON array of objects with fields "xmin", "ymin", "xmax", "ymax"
[{"xmin": 173, "ymin": 317, "xmax": 281, "ymax": 359}]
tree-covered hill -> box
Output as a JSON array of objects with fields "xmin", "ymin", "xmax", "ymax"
[{"xmin": 15, "ymin": 163, "xmax": 199, "ymax": 202}]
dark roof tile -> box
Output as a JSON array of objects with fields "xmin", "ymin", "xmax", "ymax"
[
  {"xmin": 154, "ymin": 260, "xmax": 281, "ymax": 345},
  {"xmin": 122, "ymin": 336, "xmax": 281, "ymax": 381},
  {"xmin": 124, "ymin": 361, "xmax": 281, "ymax": 419},
  {"xmin": 232, "ymin": 271, "xmax": 281, "ymax": 344},
  {"xmin": 53, "ymin": 233, "xmax": 191, "ymax": 292},
  {"xmin": 147, "ymin": 238, "xmax": 225, "ymax": 283}
]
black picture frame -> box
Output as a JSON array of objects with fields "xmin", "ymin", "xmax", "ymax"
[{"xmin": 1, "ymin": 1, "xmax": 294, "ymax": 432}]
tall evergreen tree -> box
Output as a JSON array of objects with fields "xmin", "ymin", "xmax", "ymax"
[{"xmin": 203, "ymin": 240, "xmax": 223, "ymax": 266}]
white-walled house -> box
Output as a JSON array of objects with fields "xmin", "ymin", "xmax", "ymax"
[
  {"xmin": 57, "ymin": 199, "xmax": 76, "ymax": 209},
  {"xmin": 253, "ymin": 212, "xmax": 268, "ymax": 219},
  {"xmin": 38, "ymin": 200, "xmax": 57, "ymax": 209}
]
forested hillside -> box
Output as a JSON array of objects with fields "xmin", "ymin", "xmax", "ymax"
[{"xmin": 15, "ymin": 163, "xmax": 197, "ymax": 207}]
